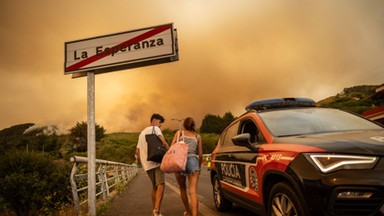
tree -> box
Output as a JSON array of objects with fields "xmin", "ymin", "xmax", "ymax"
[
  {"xmin": 200, "ymin": 114, "xmax": 222, "ymax": 134},
  {"xmin": 222, "ymin": 111, "xmax": 235, "ymax": 129},
  {"xmin": 200, "ymin": 112, "xmax": 236, "ymax": 134},
  {"xmin": 68, "ymin": 121, "xmax": 106, "ymax": 152}
]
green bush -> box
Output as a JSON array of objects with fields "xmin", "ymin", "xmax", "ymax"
[
  {"xmin": 0, "ymin": 151, "xmax": 72, "ymax": 216},
  {"xmin": 200, "ymin": 133, "xmax": 219, "ymax": 154}
]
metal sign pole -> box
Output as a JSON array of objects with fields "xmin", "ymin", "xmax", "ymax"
[
  {"xmin": 64, "ymin": 24, "xmax": 179, "ymax": 216},
  {"xmin": 87, "ymin": 71, "xmax": 96, "ymax": 216}
]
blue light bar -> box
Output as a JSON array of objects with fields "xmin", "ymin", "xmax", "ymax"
[{"xmin": 245, "ymin": 98, "xmax": 316, "ymax": 111}]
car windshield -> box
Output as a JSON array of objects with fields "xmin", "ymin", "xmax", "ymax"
[{"xmin": 258, "ymin": 108, "xmax": 383, "ymax": 137}]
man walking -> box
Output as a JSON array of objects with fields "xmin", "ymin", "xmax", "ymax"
[{"xmin": 136, "ymin": 113, "xmax": 169, "ymax": 216}]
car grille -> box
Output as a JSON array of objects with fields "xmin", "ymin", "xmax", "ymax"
[{"xmin": 329, "ymin": 187, "xmax": 384, "ymax": 216}]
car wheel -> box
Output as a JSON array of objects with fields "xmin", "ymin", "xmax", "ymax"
[
  {"xmin": 268, "ymin": 182, "xmax": 306, "ymax": 216},
  {"xmin": 213, "ymin": 175, "xmax": 232, "ymax": 211}
]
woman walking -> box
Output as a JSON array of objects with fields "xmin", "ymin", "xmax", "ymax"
[{"xmin": 170, "ymin": 117, "xmax": 203, "ymax": 216}]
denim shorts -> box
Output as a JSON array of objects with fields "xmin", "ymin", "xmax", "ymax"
[{"xmin": 180, "ymin": 156, "xmax": 200, "ymax": 175}]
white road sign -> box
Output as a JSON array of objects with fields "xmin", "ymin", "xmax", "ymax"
[{"xmin": 65, "ymin": 23, "xmax": 177, "ymax": 75}]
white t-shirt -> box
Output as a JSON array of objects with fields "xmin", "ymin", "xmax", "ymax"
[{"xmin": 136, "ymin": 126, "xmax": 163, "ymax": 171}]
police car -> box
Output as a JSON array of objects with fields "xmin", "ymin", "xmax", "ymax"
[{"xmin": 210, "ymin": 98, "xmax": 384, "ymax": 216}]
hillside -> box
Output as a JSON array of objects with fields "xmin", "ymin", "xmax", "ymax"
[{"xmin": 316, "ymin": 84, "xmax": 384, "ymax": 114}]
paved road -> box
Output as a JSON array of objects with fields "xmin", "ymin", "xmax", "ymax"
[{"xmin": 102, "ymin": 167, "xmax": 254, "ymax": 216}]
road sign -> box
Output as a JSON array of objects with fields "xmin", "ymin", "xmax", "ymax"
[
  {"xmin": 65, "ymin": 23, "xmax": 178, "ymax": 77},
  {"xmin": 64, "ymin": 23, "xmax": 179, "ymax": 216}
]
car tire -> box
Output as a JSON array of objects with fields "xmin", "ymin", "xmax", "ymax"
[
  {"xmin": 267, "ymin": 182, "xmax": 307, "ymax": 216},
  {"xmin": 213, "ymin": 175, "xmax": 233, "ymax": 212}
]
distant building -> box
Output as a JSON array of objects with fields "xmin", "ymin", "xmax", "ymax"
[{"xmin": 362, "ymin": 84, "xmax": 384, "ymax": 125}]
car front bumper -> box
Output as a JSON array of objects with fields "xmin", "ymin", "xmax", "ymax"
[{"xmin": 288, "ymin": 155, "xmax": 384, "ymax": 216}]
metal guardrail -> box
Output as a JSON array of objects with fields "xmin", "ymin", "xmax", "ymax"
[{"xmin": 70, "ymin": 156, "xmax": 138, "ymax": 214}]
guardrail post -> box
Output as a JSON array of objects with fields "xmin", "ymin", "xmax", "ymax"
[
  {"xmin": 98, "ymin": 165, "xmax": 107, "ymax": 200},
  {"xmin": 103, "ymin": 166, "xmax": 110, "ymax": 198},
  {"xmin": 122, "ymin": 166, "xmax": 128, "ymax": 183},
  {"xmin": 114, "ymin": 165, "xmax": 119, "ymax": 184},
  {"xmin": 70, "ymin": 161, "xmax": 80, "ymax": 214}
]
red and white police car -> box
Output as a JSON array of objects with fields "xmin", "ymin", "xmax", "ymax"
[{"xmin": 210, "ymin": 98, "xmax": 384, "ymax": 216}]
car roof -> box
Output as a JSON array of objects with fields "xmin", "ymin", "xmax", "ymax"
[{"xmin": 245, "ymin": 97, "xmax": 316, "ymax": 112}]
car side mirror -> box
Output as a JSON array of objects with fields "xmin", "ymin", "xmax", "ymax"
[
  {"xmin": 232, "ymin": 133, "xmax": 251, "ymax": 146},
  {"xmin": 232, "ymin": 133, "xmax": 259, "ymax": 151}
]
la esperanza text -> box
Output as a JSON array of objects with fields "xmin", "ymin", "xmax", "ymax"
[{"xmin": 73, "ymin": 38, "xmax": 165, "ymax": 60}]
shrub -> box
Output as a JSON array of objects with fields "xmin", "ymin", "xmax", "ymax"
[
  {"xmin": 200, "ymin": 133, "xmax": 219, "ymax": 154},
  {"xmin": 0, "ymin": 151, "xmax": 72, "ymax": 215}
]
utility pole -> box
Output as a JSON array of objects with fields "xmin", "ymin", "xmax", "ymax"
[{"xmin": 172, "ymin": 118, "xmax": 185, "ymax": 131}]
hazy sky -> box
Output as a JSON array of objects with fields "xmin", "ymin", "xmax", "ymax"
[{"xmin": 1, "ymin": 0, "xmax": 383, "ymax": 133}]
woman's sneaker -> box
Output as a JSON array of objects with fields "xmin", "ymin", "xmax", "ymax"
[{"xmin": 152, "ymin": 209, "xmax": 164, "ymax": 216}]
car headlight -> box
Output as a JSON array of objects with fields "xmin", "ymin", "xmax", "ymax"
[{"xmin": 305, "ymin": 154, "xmax": 378, "ymax": 173}]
